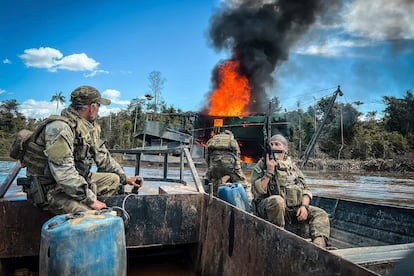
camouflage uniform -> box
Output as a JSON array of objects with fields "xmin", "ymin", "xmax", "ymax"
[
  {"xmin": 251, "ymin": 157, "xmax": 330, "ymax": 241},
  {"xmin": 25, "ymin": 86, "xmax": 127, "ymax": 214},
  {"xmin": 205, "ymin": 130, "xmax": 253, "ymax": 203}
]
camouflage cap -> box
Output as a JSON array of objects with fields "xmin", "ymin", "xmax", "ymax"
[{"xmin": 70, "ymin": 86, "xmax": 111, "ymax": 106}]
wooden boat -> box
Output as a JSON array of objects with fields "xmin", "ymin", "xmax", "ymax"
[{"xmin": 1, "ymin": 147, "xmax": 413, "ymax": 275}]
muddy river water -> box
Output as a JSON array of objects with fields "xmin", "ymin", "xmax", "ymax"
[{"xmin": 2, "ymin": 161, "xmax": 413, "ymax": 208}]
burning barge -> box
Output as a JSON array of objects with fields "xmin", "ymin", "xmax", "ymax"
[{"xmin": 193, "ymin": 113, "xmax": 289, "ymax": 163}]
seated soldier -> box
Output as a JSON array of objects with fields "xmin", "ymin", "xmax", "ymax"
[{"xmin": 250, "ymin": 134, "xmax": 330, "ymax": 248}]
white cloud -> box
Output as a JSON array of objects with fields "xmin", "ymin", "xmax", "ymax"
[
  {"xmin": 84, "ymin": 69, "xmax": 109, "ymax": 78},
  {"xmin": 19, "ymin": 47, "xmax": 62, "ymax": 71},
  {"xmin": 19, "ymin": 99, "xmax": 64, "ymax": 119},
  {"xmin": 19, "ymin": 47, "xmax": 102, "ymax": 75},
  {"xmin": 295, "ymin": 38, "xmax": 373, "ymax": 57},
  {"xmin": 18, "ymin": 98, "xmax": 122, "ymax": 119},
  {"xmin": 223, "ymin": 0, "xmax": 275, "ymax": 9},
  {"xmin": 0, "ymin": 89, "xmax": 6, "ymax": 95},
  {"xmin": 292, "ymin": 0, "xmax": 414, "ymax": 58},
  {"xmin": 343, "ymin": 0, "xmax": 414, "ymax": 40},
  {"xmin": 102, "ymin": 89, "xmax": 130, "ymax": 105},
  {"xmin": 56, "ymin": 53, "xmax": 99, "ymax": 71},
  {"xmin": 98, "ymin": 106, "xmax": 122, "ymax": 117},
  {"xmin": 2, "ymin": 58, "xmax": 11, "ymax": 64}
]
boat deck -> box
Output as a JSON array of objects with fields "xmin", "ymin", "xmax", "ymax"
[{"xmin": 1, "ymin": 146, "xmax": 414, "ymax": 275}]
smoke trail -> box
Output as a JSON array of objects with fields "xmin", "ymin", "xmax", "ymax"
[{"xmin": 206, "ymin": 0, "xmax": 340, "ymax": 113}]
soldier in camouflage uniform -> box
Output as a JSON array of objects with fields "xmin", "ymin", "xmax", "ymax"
[
  {"xmin": 24, "ymin": 86, "xmax": 143, "ymax": 214},
  {"xmin": 205, "ymin": 130, "xmax": 253, "ymax": 203},
  {"xmin": 250, "ymin": 134, "xmax": 330, "ymax": 248}
]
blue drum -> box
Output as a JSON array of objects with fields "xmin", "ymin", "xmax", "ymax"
[
  {"xmin": 218, "ymin": 183, "xmax": 250, "ymax": 212},
  {"xmin": 39, "ymin": 210, "xmax": 126, "ymax": 276}
]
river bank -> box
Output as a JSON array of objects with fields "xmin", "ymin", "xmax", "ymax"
[{"xmin": 302, "ymin": 157, "xmax": 414, "ymax": 175}]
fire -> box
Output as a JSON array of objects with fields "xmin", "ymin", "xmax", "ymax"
[
  {"xmin": 240, "ymin": 156, "xmax": 255, "ymax": 164},
  {"xmin": 208, "ymin": 60, "xmax": 251, "ymax": 116}
]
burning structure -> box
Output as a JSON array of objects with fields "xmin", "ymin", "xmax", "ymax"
[{"xmin": 194, "ymin": 0, "xmax": 339, "ymax": 162}]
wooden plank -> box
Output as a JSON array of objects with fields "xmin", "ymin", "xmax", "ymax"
[
  {"xmin": 158, "ymin": 185, "xmax": 198, "ymax": 195},
  {"xmin": 331, "ymin": 243, "xmax": 414, "ymax": 265},
  {"xmin": 183, "ymin": 147, "xmax": 204, "ymax": 193}
]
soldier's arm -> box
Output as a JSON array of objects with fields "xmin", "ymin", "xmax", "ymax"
[
  {"xmin": 251, "ymin": 159, "xmax": 268, "ymax": 195},
  {"xmin": 92, "ymin": 124, "xmax": 127, "ymax": 184}
]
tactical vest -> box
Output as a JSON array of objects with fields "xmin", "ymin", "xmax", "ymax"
[
  {"xmin": 261, "ymin": 158, "xmax": 304, "ymax": 207},
  {"xmin": 25, "ymin": 110, "xmax": 95, "ymax": 182},
  {"xmin": 207, "ymin": 131, "xmax": 240, "ymax": 156},
  {"xmin": 24, "ymin": 115, "xmax": 72, "ymax": 179}
]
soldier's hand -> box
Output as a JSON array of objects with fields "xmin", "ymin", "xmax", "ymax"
[
  {"xmin": 126, "ymin": 175, "xmax": 144, "ymax": 188},
  {"xmin": 90, "ymin": 199, "xmax": 107, "ymax": 210},
  {"xmin": 296, "ymin": 205, "xmax": 308, "ymax": 221},
  {"xmin": 266, "ymin": 154, "xmax": 277, "ymax": 173}
]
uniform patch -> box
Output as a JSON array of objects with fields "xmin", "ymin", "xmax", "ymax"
[
  {"xmin": 254, "ymin": 166, "xmax": 263, "ymax": 174},
  {"xmin": 44, "ymin": 135, "xmax": 71, "ymax": 165}
]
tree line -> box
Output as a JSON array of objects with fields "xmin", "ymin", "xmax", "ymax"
[
  {"xmin": 283, "ymin": 90, "xmax": 413, "ymax": 161},
  {"xmin": 1, "ymin": 90, "xmax": 413, "ymax": 163}
]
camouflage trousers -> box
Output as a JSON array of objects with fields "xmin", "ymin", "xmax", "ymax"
[
  {"xmin": 206, "ymin": 155, "xmax": 253, "ymax": 203},
  {"xmin": 255, "ymin": 195, "xmax": 330, "ymax": 240},
  {"xmin": 46, "ymin": 172, "xmax": 120, "ymax": 215}
]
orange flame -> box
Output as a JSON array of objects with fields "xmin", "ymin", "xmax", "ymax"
[
  {"xmin": 240, "ymin": 156, "xmax": 255, "ymax": 164},
  {"xmin": 208, "ymin": 60, "xmax": 251, "ymax": 116}
]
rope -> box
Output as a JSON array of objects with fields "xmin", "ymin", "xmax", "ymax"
[{"xmin": 111, "ymin": 193, "xmax": 136, "ymax": 227}]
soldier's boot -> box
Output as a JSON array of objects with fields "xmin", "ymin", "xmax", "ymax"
[{"xmin": 312, "ymin": 236, "xmax": 327, "ymax": 249}]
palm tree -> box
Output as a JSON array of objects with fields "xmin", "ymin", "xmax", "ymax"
[{"xmin": 50, "ymin": 91, "xmax": 65, "ymax": 114}]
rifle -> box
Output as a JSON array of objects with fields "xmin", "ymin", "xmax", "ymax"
[
  {"xmin": 263, "ymin": 102, "xmax": 283, "ymax": 160},
  {"xmin": 262, "ymin": 102, "xmax": 281, "ymax": 196},
  {"xmin": 263, "ymin": 102, "xmax": 272, "ymax": 161}
]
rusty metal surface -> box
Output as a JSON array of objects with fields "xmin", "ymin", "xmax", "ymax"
[
  {"xmin": 197, "ymin": 194, "xmax": 377, "ymax": 276},
  {"xmin": 1, "ymin": 194, "xmax": 201, "ymax": 258},
  {"xmin": 0, "ymin": 200, "xmax": 53, "ymax": 258},
  {"xmin": 104, "ymin": 194, "xmax": 202, "ymax": 247},
  {"xmin": 0, "ymin": 193, "xmax": 381, "ymax": 275}
]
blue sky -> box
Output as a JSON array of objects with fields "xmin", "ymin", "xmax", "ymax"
[{"xmin": 1, "ymin": 0, "xmax": 413, "ymax": 119}]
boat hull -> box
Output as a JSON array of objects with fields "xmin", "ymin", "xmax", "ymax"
[{"xmin": 1, "ymin": 194, "xmax": 375, "ymax": 275}]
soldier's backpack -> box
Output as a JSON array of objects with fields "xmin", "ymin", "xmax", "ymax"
[
  {"xmin": 9, "ymin": 115, "xmax": 69, "ymax": 167},
  {"xmin": 206, "ymin": 130, "xmax": 240, "ymax": 157},
  {"xmin": 9, "ymin": 129, "xmax": 33, "ymax": 164}
]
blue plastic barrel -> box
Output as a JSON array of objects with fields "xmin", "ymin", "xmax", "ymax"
[
  {"xmin": 39, "ymin": 210, "xmax": 126, "ymax": 276},
  {"xmin": 218, "ymin": 183, "xmax": 250, "ymax": 211}
]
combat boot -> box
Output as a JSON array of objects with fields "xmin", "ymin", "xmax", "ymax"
[{"xmin": 312, "ymin": 236, "xmax": 327, "ymax": 248}]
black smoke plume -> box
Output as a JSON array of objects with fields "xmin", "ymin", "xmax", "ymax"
[{"xmin": 204, "ymin": 0, "xmax": 340, "ymax": 114}]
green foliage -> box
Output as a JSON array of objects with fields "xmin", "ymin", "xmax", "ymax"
[
  {"xmin": 1, "ymin": 87, "xmax": 413, "ymax": 160},
  {"xmin": 352, "ymin": 119, "xmax": 409, "ymax": 159},
  {"xmin": 383, "ymin": 91, "xmax": 414, "ymax": 138}
]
